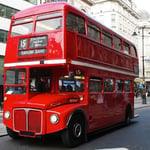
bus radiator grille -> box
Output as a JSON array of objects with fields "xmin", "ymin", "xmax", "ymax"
[{"xmin": 14, "ymin": 109, "xmax": 42, "ymax": 135}]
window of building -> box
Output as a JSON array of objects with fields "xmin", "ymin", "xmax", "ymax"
[
  {"xmin": 89, "ymin": 77, "xmax": 102, "ymax": 92},
  {"xmin": 24, "ymin": 0, "xmax": 37, "ymax": 5},
  {"xmin": 88, "ymin": 22, "xmax": 100, "ymax": 41},
  {"xmin": 0, "ymin": 29, "xmax": 8, "ymax": 43},
  {"xmin": 124, "ymin": 80, "xmax": 131, "ymax": 92},
  {"xmin": 0, "ymin": 56, "xmax": 4, "ymax": 76},
  {"xmin": 104, "ymin": 78, "xmax": 114, "ymax": 92},
  {"xmin": 111, "ymin": 14, "xmax": 116, "ymax": 23},
  {"xmin": 66, "ymin": 13, "xmax": 85, "ymax": 35},
  {"xmin": 113, "ymin": 36, "xmax": 122, "ymax": 50},
  {"xmin": 102, "ymin": 30, "xmax": 112, "ymax": 47},
  {"xmin": 0, "ymin": 4, "xmax": 19, "ymax": 19},
  {"xmin": 115, "ymin": 80, "xmax": 124, "ymax": 92}
]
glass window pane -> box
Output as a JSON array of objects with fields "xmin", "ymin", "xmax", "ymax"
[
  {"xmin": 5, "ymin": 87, "xmax": 26, "ymax": 94},
  {"xmin": 36, "ymin": 17, "xmax": 62, "ymax": 32},
  {"xmin": 115, "ymin": 80, "xmax": 124, "ymax": 92},
  {"xmin": 131, "ymin": 46, "xmax": 136, "ymax": 57},
  {"xmin": 0, "ymin": 30, "xmax": 8, "ymax": 43},
  {"xmin": 24, "ymin": 0, "xmax": 37, "ymax": 5},
  {"xmin": 0, "ymin": 57, "xmax": 4, "ymax": 75},
  {"xmin": 102, "ymin": 31, "xmax": 112, "ymax": 47},
  {"xmin": 125, "ymin": 80, "xmax": 131, "ymax": 92},
  {"xmin": 29, "ymin": 68, "xmax": 51, "ymax": 92},
  {"xmin": 0, "ymin": 4, "xmax": 19, "ymax": 19},
  {"xmin": 37, "ymin": 12, "xmax": 61, "ymax": 20},
  {"xmin": 59, "ymin": 75, "xmax": 85, "ymax": 92},
  {"xmin": 6, "ymin": 7, "xmax": 13, "ymax": 19},
  {"xmin": 6, "ymin": 69, "xmax": 26, "ymax": 85},
  {"xmin": 114, "ymin": 36, "xmax": 121, "ymax": 50},
  {"xmin": 0, "ymin": 5, "xmax": 6, "ymax": 17},
  {"xmin": 104, "ymin": 78, "xmax": 114, "ymax": 92},
  {"xmin": 66, "ymin": 13, "xmax": 85, "ymax": 35},
  {"xmin": 13, "ymin": 18, "xmax": 32, "ymax": 25},
  {"xmin": 11, "ymin": 22, "xmax": 33, "ymax": 37},
  {"xmin": 88, "ymin": 22, "xmax": 100, "ymax": 41},
  {"xmin": 89, "ymin": 77, "xmax": 102, "ymax": 92},
  {"xmin": 123, "ymin": 42, "xmax": 130, "ymax": 54}
]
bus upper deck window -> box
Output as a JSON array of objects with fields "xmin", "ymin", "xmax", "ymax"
[
  {"xmin": 36, "ymin": 12, "xmax": 62, "ymax": 33},
  {"xmin": 11, "ymin": 18, "xmax": 33, "ymax": 37},
  {"xmin": 66, "ymin": 13, "xmax": 85, "ymax": 35}
]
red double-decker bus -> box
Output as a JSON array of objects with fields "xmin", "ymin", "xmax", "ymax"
[{"xmin": 3, "ymin": 2, "xmax": 138, "ymax": 147}]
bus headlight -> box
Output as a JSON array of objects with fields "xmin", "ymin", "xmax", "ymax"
[
  {"xmin": 4, "ymin": 111, "xmax": 11, "ymax": 119},
  {"xmin": 50, "ymin": 114, "xmax": 59, "ymax": 124}
]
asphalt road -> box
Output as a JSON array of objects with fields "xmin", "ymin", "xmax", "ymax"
[{"xmin": 0, "ymin": 108, "xmax": 149, "ymax": 150}]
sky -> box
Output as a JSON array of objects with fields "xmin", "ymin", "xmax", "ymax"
[{"xmin": 133, "ymin": 0, "xmax": 150, "ymax": 13}]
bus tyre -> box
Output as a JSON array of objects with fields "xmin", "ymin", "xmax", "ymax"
[
  {"xmin": 125, "ymin": 107, "xmax": 131, "ymax": 125},
  {"xmin": 61, "ymin": 114, "xmax": 85, "ymax": 147},
  {"xmin": 6, "ymin": 127, "xmax": 19, "ymax": 139}
]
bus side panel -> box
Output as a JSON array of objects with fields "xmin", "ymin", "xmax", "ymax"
[
  {"xmin": 66, "ymin": 31, "xmax": 77, "ymax": 59},
  {"xmin": 77, "ymin": 36, "xmax": 133, "ymax": 71}
]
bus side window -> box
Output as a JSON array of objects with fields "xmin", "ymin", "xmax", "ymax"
[
  {"xmin": 115, "ymin": 79, "xmax": 124, "ymax": 92},
  {"xmin": 123, "ymin": 41, "xmax": 130, "ymax": 55},
  {"xmin": 113, "ymin": 36, "xmax": 122, "ymax": 51},
  {"xmin": 102, "ymin": 30, "xmax": 112, "ymax": 47},
  {"xmin": 89, "ymin": 77, "xmax": 102, "ymax": 92},
  {"xmin": 66, "ymin": 12, "xmax": 85, "ymax": 35},
  {"xmin": 88, "ymin": 22, "xmax": 100, "ymax": 41},
  {"xmin": 104, "ymin": 78, "xmax": 114, "ymax": 92},
  {"xmin": 125, "ymin": 80, "xmax": 131, "ymax": 92},
  {"xmin": 131, "ymin": 45, "xmax": 137, "ymax": 57}
]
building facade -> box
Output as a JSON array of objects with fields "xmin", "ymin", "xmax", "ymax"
[
  {"xmin": 134, "ymin": 23, "xmax": 150, "ymax": 84},
  {"xmin": 91, "ymin": 0, "xmax": 139, "ymax": 40}
]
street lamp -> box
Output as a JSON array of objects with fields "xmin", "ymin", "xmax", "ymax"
[{"xmin": 132, "ymin": 26, "xmax": 146, "ymax": 104}]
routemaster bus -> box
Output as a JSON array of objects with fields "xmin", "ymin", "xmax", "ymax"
[{"xmin": 3, "ymin": 2, "xmax": 138, "ymax": 147}]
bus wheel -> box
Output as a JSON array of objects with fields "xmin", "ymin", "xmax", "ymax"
[
  {"xmin": 6, "ymin": 127, "xmax": 19, "ymax": 139},
  {"xmin": 61, "ymin": 114, "xmax": 85, "ymax": 147},
  {"xmin": 125, "ymin": 107, "xmax": 131, "ymax": 125}
]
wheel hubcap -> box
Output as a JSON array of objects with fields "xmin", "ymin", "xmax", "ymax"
[{"xmin": 73, "ymin": 123, "xmax": 82, "ymax": 138}]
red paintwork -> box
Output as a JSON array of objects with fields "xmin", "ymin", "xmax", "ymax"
[{"xmin": 3, "ymin": 2, "xmax": 138, "ymax": 138}]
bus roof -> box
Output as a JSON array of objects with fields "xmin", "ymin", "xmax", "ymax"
[{"xmin": 13, "ymin": 2, "xmax": 68, "ymax": 19}]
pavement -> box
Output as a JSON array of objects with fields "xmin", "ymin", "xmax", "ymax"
[{"xmin": 0, "ymin": 96, "xmax": 150, "ymax": 137}]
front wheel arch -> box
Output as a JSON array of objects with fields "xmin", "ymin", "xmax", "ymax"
[{"xmin": 61, "ymin": 110, "xmax": 88, "ymax": 147}]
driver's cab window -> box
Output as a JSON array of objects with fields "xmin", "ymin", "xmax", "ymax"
[{"xmin": 29, "ymin": 68, "xmax": 50, "ymax": 92}]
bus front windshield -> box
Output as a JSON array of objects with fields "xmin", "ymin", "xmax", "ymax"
[{"xmin": 5, "ymin": 69, "xmax": 27, "ymax": 94}]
